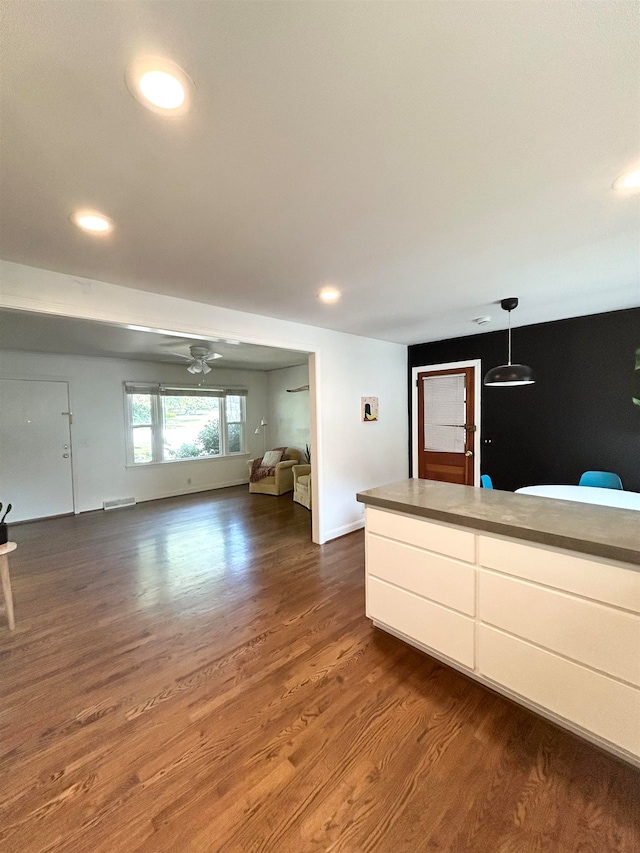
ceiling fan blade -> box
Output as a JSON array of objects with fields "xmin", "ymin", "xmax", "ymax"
[
  {"xmin": 168, "ymin": 351, "xmax": 193, "ymax": 360},
  {"xmin": 205, "ymin": 352, "xmax": 223, "ymax": 362}
]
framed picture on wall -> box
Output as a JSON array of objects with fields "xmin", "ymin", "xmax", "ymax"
[{"xmin": 362, "ymin": 396, "xmax": 378, "ymax": 422}]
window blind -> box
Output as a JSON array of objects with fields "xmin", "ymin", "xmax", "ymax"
[
  {"xmin": 124, "ymin": 383, "xmax": 160, "ymax": 396},
  {"xmin": 422, "ymin": 373, "xmax": 466, "ymax": 453},
  {"xmin": 124, "ymin": 383, "xmax": 247, "ymax": 398}
]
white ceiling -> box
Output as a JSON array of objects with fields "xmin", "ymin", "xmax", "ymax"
[
  {"xmin": 0, "ymin": 1, "xmax": 638, "ymax": 345},
  {"xmin": 0, "ymin": 309, "xmax": 308, "ymax": 371}
]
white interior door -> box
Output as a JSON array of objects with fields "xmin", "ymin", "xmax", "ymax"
[{"xmin": 0, "ymin": 379, "xmax": 74, "ymax": 522}]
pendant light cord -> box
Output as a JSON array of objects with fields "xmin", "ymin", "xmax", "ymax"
[{"xmin": 507, "ymin": 309, "xmax": 512, "ymax": 366}]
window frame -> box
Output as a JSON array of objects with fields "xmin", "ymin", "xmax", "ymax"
[
  {"xmin": 224, "ymin": 393, "xmax": 246, "ymax": 456},
  {"xmin": 124, "ymin": 383, "xmax": 248, "ymax": 466}
]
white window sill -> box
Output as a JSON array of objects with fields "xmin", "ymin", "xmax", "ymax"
[{"xmin": 126, "ymin": 452, "xmax": 251, "ymax": 469}]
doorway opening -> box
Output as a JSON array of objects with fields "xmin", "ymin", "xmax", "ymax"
[{"xmin": 0, "ymin": 309, "xmax": 319, "ymax": 539}]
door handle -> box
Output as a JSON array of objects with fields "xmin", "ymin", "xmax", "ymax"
[
  {"xmin": 464, "ymin": 450, "xmax": 473, "ymax": 457},
  {"xmin": 62, "ymin": 453, "xmax": 70, "ymax": 458},
  {"xmin": 440, "ymin": 424, "xmax": 476, "ymax": 431}
]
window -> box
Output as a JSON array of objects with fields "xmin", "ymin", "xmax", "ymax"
[{"xmin": 124, "ymin": 384, "xmax": 247, "ymax": 465}]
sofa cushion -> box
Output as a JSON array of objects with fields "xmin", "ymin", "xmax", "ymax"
[{"xmin": 262, "ymin": 449, "xmax": 284, "ymax": 467}]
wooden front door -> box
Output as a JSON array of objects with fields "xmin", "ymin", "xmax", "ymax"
[{"xmin": 417, "ymin": 366, "xmax": 475, "ymax": 485}]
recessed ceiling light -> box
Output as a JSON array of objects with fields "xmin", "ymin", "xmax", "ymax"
[
  {"xmin": 139, "ymin": 71, "xmax": 185, "ymax": 109},
  {"xmin": 125, "ymin": 57, "xmax": 194, "ymax": 116},
  {"xmin": 71, "ymin": 210, "xmax": 114, "ymax": 234},
  {"xmin": 318, "ymin": 286, "xmax": 341, "ymax": 304},
  {"xmin": 613, "ymin": 167, "xmax": 640, "ymax": 193}
]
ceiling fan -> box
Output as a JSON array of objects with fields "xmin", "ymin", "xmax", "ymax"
[{"xmin": 171, "ymin": 345, "xmax": 223, "ymax": 374}]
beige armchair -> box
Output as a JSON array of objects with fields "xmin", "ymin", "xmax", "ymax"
[
  {"xmin": 248, "ymin": 448, "xmax": 301, "ymax": 495},
  {"xmin": 292, "ymin": 464, "xmax": 311, "ymax": 510}
]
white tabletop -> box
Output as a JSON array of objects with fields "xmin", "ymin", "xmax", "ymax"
[{"xmin": 515, "ymin": 485, "xmax": 640, "ymax": 511}]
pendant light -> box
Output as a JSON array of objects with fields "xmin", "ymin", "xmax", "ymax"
[{"xmin": 483, "ymin": 298, "xmax": 535, "ymax": 386}]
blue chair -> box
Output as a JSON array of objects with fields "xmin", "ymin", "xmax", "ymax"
[
  {"xmin": 578, "ymin": 471, "xmax": 623, "ymax": 490},
  {"xmin": 480, "ymin": 474, "xmax": 493, "ymax": 489}
]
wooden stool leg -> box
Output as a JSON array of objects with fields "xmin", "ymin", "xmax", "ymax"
[{"xmin": 0, "ymin": 555, "xmax": 15, "ymax": 631}]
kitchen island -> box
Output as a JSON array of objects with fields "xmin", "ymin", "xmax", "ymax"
[{"xmin": 356, "ymin": 479, "xmax": 640, "ymax": 766}]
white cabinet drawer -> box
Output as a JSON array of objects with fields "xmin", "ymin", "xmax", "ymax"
[
  {"xmin": 479, "ymin": 535, "xmax": 640, "ymax": 613},
  {"xmin": 478, "ymin": 625, "xmax": 640, "ymax": 757},
  {"xmin": 479, "ymin": 571, "xmax": 640, "ymax": 686},
  {"xmin": 367, "ymin": 576, "xmax": 475, "ymax": 669},
  {"xmin": 367, "ymin": 533, "xmax": 475, "ymax": 616},
  {"xmin": 367, "ymin": 507, "xmax": 475, "ymax": 563}
]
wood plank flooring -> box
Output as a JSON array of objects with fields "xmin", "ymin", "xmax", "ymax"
[{"xmin": 0, "ymin": 487, "xmax": 638, "ymax": 852}]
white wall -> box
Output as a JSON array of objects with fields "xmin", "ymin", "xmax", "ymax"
[
  {"xmin": 0, "ymin": 349, "xmax": 268, "ymax": 513},
  {"xmin": 267, "ymin": 363, "xmax": 310, "ymax": 459},
  {"xmin": 0, "ymin": 260, "xmax": 409, "ymax": 543}
]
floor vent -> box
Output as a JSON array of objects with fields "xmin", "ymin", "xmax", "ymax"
[{"xmin": 103, "ymin": 497, "xmax": 137, "ymax": 511}]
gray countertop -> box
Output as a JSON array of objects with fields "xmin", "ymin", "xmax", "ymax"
[{"xmin": 356, "ymin": 479, "xmax": 640, "ymax": 566}]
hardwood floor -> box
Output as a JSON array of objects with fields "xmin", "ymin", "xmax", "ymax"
[{"xmin": 0, "ymin": 487, "xmax": 638, "ymax": 852}]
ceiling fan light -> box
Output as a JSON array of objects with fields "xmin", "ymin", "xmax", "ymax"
[
  {"xmin": 187, "ymin": 362, "xmax": 201, "ymax": 374},
  {"xmin": 201, "ymin": 362, "xmax": 212, "ymax": 374}
]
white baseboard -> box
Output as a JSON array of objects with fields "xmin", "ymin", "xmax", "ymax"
[
  {"xmin": 322, "ymin": 518, "xmax": 364, "ymax": 543},
  {"xmin": 138, "ymin": 478, "xmax": 249, "ymax": 503},
  {"xmin": 79, "ymin": 479, "xmax": 250, "ymax": 513}
]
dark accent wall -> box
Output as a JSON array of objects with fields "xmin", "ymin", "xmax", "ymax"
[{"xmin": 409, "ymin": 308, "xmax": 640, "ymax": 493}]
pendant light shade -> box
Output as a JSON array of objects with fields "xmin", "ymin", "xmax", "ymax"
[
  {"xmin": 483, "ymin": 298, "xmax": 535, "ymax": 387},
  {"xmin": 483, "ymin": 363, "xmax": 535, "ymax": 386}
]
